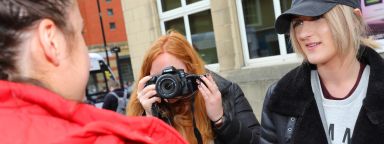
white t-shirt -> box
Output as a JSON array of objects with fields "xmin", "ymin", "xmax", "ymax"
[{"xmin": 312, "ymin": 65, "xmax": 370, "ymax": 144}]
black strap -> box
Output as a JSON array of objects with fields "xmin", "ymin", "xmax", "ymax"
[
  {"xmin": 191, "ymin": 93, "xmax": 203, "ymax": 144},
  {"xmin": 152, "ymin": 93, "xmax": 202, "ymax": 144},
  {"xmin": 151, "ymin": 103, "xmax": 160, "ymax": 118},
  {"xmin": 152, "ymin": 102, "xmax": 173, "ymax": 126}
]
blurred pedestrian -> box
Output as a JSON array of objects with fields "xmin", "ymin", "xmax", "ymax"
[{"xmin": 102, "ymin": 79, "xmax": 129, "ymax": 114}]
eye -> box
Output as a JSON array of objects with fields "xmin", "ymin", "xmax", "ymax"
[{"xmin": 292, "ymin": 19, "xmax": 303, "ymax": 28}]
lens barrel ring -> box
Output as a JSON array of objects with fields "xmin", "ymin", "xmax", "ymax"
[{"xmin": 155, "ymin": 74, "xmax": 181, "ymax": 99}]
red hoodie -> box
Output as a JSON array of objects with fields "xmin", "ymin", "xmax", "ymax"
[{"xmin": 0, "ymin": 81, "xmax": 187, "ymax": 144}]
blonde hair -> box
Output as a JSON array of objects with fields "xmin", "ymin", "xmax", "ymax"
[
  {"xmin": 127, "ymin": 31, "xmax": 214, "ymax": 144},
  {"xmin": 290, "ymin": 5, "xmax": 379, "ymax": 60}
]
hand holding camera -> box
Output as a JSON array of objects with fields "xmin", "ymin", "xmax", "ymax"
[
  {"xmin": 137, "ymin": 76, "xmax": 161, "ymax": 116},
  {"xmin": 197, "ymin": 73, "xmax": 224, "ymax": 125},
  {"xmin": 137, "ymin": 66, "xmax": 206, "ymax": 116},
  {"xmin": 138, "ymin": 66, "xmax": 223, "ymax": 121}
]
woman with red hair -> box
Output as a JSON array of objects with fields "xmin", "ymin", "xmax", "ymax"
[{"xmin": 127, "ymin": 31, "xmax": 260, "ymax": 144}]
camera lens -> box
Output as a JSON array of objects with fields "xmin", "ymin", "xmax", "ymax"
[
  {"xmin": 156, "ymin": 74, "xmax": 181, "ymax": 99},
  {"xmin": 162, "ymin": 81, "xmax": 174, "ymax": 91}
]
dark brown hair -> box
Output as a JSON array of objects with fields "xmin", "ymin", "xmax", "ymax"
[{"xmin": 0, "ymin": 0, "xmax": 74, "ymax": 80}]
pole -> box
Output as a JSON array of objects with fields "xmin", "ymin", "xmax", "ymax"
[
  {"xmin": 111, "ymin": 47, "xmax": 124, "ymax": 90},
  {"xmin": 96, "ymin": 0, "xmax": 110, "ymax": 66}
]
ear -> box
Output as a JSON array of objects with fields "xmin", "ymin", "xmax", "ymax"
[
  {"xmin": 37, "ymin": 19, "xmax": 62, "ymax": 66},
  {"xmin": 353, "ymin": 8, "xmax": 362, "ymax": 17}
]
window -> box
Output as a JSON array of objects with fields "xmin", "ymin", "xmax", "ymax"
[
  {"xmin": 164, "ymin": 17, "xmax": 186, "ymax": 35},
  {"xmin": 107, "ymin": 9, "xmax": 114, "ymax": 16},
  {"xmin": 109, "ymin": 22, "xmax": 116, "ymax": 30},
  {"xmin": 106, "ymin": 0, "xmax": 111, "ymax": 3},
  {"xmin": 161, "ymin": 0, "xmax": 181, "ymax": 12},
  {"xmin": 189, "ymin": 10, "xmax": 217, "ymax": 64},
  {"xmin": 157, "ymin": 0, "xmax": 218, "ymax": 64},
  {"xmin": 237, "ymin": 0, "xmax": 298, "ymax": 66}
]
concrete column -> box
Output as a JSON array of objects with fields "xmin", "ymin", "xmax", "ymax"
[
  {"xmin": 210, "ymin": 0, "xmax": 244, "ymax": 72},
  {"xmin": 121, "ymin": 0, "xmax": 161, "ymax": 80}
]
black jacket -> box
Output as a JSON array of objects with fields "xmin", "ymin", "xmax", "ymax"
[
  {"xmin": 102, "ymin": 89, "xmax": 128, "ymax": 111},
  {"xmin": 211, "ymin": 72, "xmax": 260, "ymax": 144},
  {"xmin": 260, "ymin": 47, "xmax": 384, "ymax": 144}
]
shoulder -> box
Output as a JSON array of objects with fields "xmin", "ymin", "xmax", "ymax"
[
  {"xmin": 208, "ymin": 71, "xmax": 234, "ymax": 92},
  {"xmin": 1, "ymin": 107, "xmax": 82, "ymax": 143},
  {"xmin": 267, "ymin": 63, "xmax": 315, "ymax": 116}
]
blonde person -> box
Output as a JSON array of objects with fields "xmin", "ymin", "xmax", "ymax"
[
  {"xmin": 128, "ymin": 31, "xmax": 260, "ymax": 144},
  {"xmin": 0, "ymin": 0, "xmax": 187, "ymax": 143},
  {"xmin": 260, "ymin": 0, "xmax": 383, "ymax": 143}
]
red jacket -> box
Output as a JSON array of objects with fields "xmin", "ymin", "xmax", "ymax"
[{"xmin": 0, "ymin": 81, "xmax": 187, "ymax": 144}]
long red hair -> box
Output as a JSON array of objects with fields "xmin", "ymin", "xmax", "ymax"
[{"xmin": 127, "ymin": 31, "xmax": 214, "ymax": 143}]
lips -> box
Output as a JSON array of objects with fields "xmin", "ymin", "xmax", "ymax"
[{"xmin": 305, "ymin": 42, "xmax": 321, "ymax": 50}]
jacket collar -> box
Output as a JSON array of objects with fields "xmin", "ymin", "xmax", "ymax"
[{"xmin": 268, "ymin": 47, "xmax": 384, "ymax": 122}]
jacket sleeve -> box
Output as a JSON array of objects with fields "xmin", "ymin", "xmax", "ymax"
[
  {"xmin": 214, "ymin": 82, "xmax": 261, "ymax": 144},
  {"xmin": 260, "ymin": 83, "xmax": 278, "ymax": 144}
]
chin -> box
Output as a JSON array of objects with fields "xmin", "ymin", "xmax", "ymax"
[
  {"xmin": 307, "ymin": 59, "xmax": 329, "ymax": 65},
  {"xmin": 306, "ymin": 59, "xmax": 318, "ymax": 64}
]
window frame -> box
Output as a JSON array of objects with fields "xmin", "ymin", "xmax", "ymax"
[{"xmin": 157, "ymin": 0, "xmax": 219, "ymax": 69}]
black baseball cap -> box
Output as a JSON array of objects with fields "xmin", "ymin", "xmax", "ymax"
[{"xmin": 275, "ymin": 0, "xmax": 360, "ymax": 34}]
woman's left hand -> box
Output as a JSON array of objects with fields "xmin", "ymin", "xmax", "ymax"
[{"xmin": 198, "ymin": 74, "xmax": 224, "ymax": 123}]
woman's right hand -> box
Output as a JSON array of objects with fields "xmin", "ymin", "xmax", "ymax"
[{"xmin": 137, "ymin": 76, "xmax": 161, "ymax": 116}]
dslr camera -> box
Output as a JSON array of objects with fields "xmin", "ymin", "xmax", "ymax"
[{"xmin": 145, "ymin": 66, "xmax": 205, "ymax": 99}]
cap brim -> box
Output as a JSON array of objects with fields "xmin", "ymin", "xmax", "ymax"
[{"xmin": 275, "ymin": 1, "xmax": 336, "ymax": 34}]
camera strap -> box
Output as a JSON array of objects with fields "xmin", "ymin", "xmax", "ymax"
[
  {"xmin": 151, "ymin": 103, "xmax": 160, "ymax": 118},
  {"xmin": 151, "ymin": 103, "xmax": 173, "ymax": 125},
  {"xmin": 152, "ymin": 93, "xmax": 202, "ymax": 144},
  {"xmin": 191, "ymin": 92, "xmax": 203, "ymax": 144}
]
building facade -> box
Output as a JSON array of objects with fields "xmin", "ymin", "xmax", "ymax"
[
  {"xmin": 78, "ymin": 0, "xmax": 134, "ymax": 85},
  {"xmin": 121, "ymin": 0, "xmax": 384, "ymax": 117}
]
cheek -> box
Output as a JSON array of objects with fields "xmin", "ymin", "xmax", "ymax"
[
  {"xmin": 319, "ymin": 23, "xmax": 334, "ymax": 43},
  {"xmin": 70, "ymin": 38, "xmax": 89, "ymax": 80}
]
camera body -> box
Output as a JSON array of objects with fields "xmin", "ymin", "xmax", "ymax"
[{"xmin": 146, "ymin": 66, "xmax": 204, "ymax": 99}]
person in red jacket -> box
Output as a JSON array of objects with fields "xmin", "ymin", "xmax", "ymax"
[{"xmin": 0, "ymin": 0, "xmax": 187, "ymax": 144}]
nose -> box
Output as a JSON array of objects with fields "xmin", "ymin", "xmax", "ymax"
[{"xmin": 296, "ymin": 21, "xmax": 314, "ymax": 41}]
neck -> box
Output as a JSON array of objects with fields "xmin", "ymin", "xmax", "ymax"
[{"xmin": 317, "ymin": 53, "xmax": 361, "ymax": 98}]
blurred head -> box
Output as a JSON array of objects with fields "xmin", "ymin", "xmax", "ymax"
[
  {"xmin": 275, "ymin": 0, "xmax": 378, "ymax": 64},
  {"xmin": 128, "ymin": 31, "xmax": 213, "ymax": 143},
  {"xmin": 0, "ymin": 0, "xmax": 89, "ymax": 101}
]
